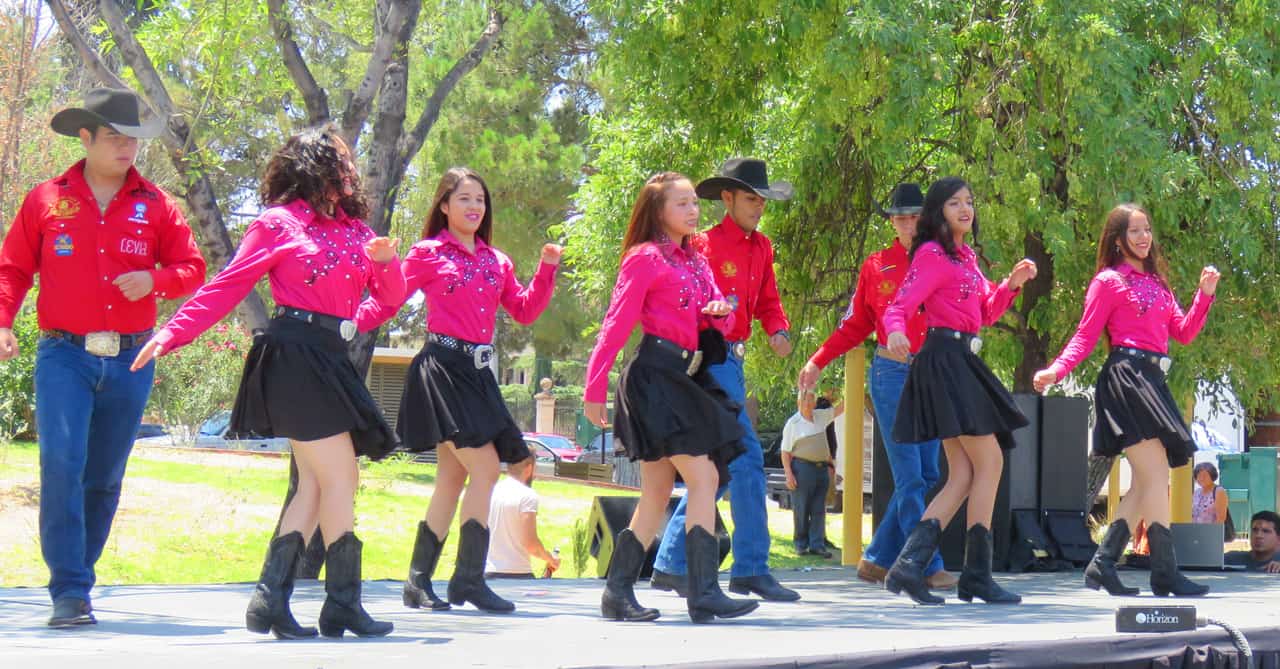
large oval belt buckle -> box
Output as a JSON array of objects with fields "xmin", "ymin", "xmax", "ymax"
[
  {"xmin": 969, "ymin": 336, "xmax": 983, "ymax": 355},
  {"xmin": 85, "ymin": 331, "xmax": 121, "ymax": 357},
  {"xmin": 339, "ymin": 320, "xmax": 357, "ymax": 342},
  {"xmin": 474, "ymin": 345, "xmax": 494, "ymax": 369},
  {"xmin": 732, "ymin": 342, "xmax": 746, "ymax": 360},
  {"xmin": 1158, "ymin": 357, "xmax": 1171, "ymax": 373}
]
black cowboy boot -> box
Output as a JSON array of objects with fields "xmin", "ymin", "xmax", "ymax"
[
  {"xmin": 245, "ymin": 531, "xmax": 317, "ymax": 639},
  {"xmin": 885, "ymin": 519, "xmax": 945, "ymax": 605},
  {"xmin": 957, "ymin": 524, "xmax": 1021, "ymax": 604},
  {"xmin": 650, "ymin": 569, "xmax": 689, "ymax": 597},
  {"xmin": 317, "ymin": 533, "xmax": 394, "ymax": 638},
  {"xmin": 403, "ymin": 521, "xmax": 451, "ymax": 611},
  {"xmin": 447, "ymin": 519, "xmax": 515, "ymax": 613},
  {"xmin": 1084, "ymin": 519, "xmax": 1140, "ymax": 596},
  {"xmin": 601, "ymin": 529, "xmax": 661, "ymax": 622},
  {"xmin": 685, "ymin": 526, "xmax": 758, "ymax": 624},
  {"xmin": 1148, "ymin": 522, "xmax": 1209, "ymax": 597}
]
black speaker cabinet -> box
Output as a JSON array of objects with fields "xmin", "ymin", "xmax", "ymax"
[
  {"xmin": 588, "ymin": 496, "xmax": 729, "ymax": 578},
  {"xmin": 1038, "ymin": 395, "xmax": 1091, "ymax": 513},
  {"xmin": 932, "ymin": 393, "xmax": 1042, "ymax": 572}
]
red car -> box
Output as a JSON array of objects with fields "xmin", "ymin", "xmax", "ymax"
[{"xmin": 523, "ymin": 433, "xmax": 582, "ymax": 463}]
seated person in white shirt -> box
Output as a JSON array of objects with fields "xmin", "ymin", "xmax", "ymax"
[
  {"xmin": 781, "ymin": 392, "xmax": 839, "ymax": 558},
  {"xmin": 485, "ymin": 452, "xmax": 562, "ymax": 578}
]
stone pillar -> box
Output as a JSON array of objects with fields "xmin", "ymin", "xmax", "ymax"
[{"xmin": 535, "ymin": 377, "xmax": 556, "ymax": 434}]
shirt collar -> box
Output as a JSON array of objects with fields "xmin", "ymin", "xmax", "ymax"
[
  {"xmin": 655, "ymin": 232, "xmax": 695, "ymax": 259},
  {"xmin": 435, "ymin": 227, "xmax": 491, "ymax": 255},
  {"xmin": 283, "ymin": 198, "xmax": 356, "ymax": 227},
  {"xmin": 1113, "ymin": 262, "xmax": 1148, "ymax": 277},
  {"xmin": 714, "ymin": 214, "xmax": 756, "ymax": 241},
  {"xmin": 63, "ymin": 159, "xmax": 146, "ymax": 201}
]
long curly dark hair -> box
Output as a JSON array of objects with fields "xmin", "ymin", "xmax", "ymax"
[
  {"xmin": 420, "ymin": 167, "xmax": 494, "ymax": 243},
  {"xmin": 910, "ymin": 176, "xmax": 989, "ymax": 267},
  {"xmin": 259, "ymin": 123, "xmax": 368, "ymax": 219}
]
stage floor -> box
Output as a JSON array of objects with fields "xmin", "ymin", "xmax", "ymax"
[{"xmin": 1, "ymin": 568, "xmax": 1276, "ymax": 668}]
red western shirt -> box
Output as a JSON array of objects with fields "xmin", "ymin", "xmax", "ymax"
[
  {"xmin": 810, "ymin": 240, "xmax": 927, "ymax": 368},
  {"xmin": 698, "ymin": 215, "xmax": 789, "ymax": 342},
  {"xmin": 0, "ymin": 160, "xmax": 206, "ymax": 333}
]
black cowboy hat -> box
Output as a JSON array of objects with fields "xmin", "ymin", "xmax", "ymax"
[
  {"xmin": 50, "ymin": 88, "xmax": 164, "ymax": 139},
  {"xmin": 883, "ymin": 183, "xmax": 924, "ymax": 216},
  {"xmin": 695, "ymin": 158, "xmax": 793, "ymax": 201}
]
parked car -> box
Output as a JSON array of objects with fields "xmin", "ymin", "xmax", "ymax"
[
  {"xmin": 198, "ymin": 411, "xmax": 292, "ymax": 452},
  {"xmin": 135, "ymin": 423, "xmax": 168, "ymax": 439},
  {"xmin": 523, "ymin": 433, "xmax": 581, "ymax": 463},
  {"xmin": 583, "ymin": 432, "xmax": 616, "ymax": 463}
]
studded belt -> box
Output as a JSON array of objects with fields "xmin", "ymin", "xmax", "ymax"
[
  {"xmin": 637, "ymin": 334, "xmax": 703, "ymax": 376},
  {"xmin": 274, "ymin": 306, "xmax": 357, "ymax": 341},
  {"xmin": 928, "ymin": 327, "xmax": 983, "ymax": 354},
  {"xmin": 1113, "ymin": 346, "xmax": 1172, "ymax": 373},
  {"xmin": 428, "ymin": 332, "xmax": 494, "ymax": 369}
]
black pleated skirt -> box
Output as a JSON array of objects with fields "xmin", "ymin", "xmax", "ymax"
[
  {"xmin": 893, "ymin": 329, "xmax": 1029, "ymax": 450},
  {"xmin": 397, "ymin": 341, "xmax": 528, "ymax": 464},
  {"xmin": 230, "ymin": 316, "xmax": 397, "ymax": 460},
  {"xmin": 614, "ymin": 335, "xmax": 746, "ymax": 481},
  {"xmin": 1093, "ymin": 349, "xmax": 1196, "ymax": 468}
]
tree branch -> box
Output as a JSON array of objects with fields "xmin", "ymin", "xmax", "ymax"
[
  {"xmin": 340, "ymin": 0, "xmax": 414, "ymax": 148},
  {"xmin": 45, "ymin": 1, "xmax": 128, "ymax": 90},
  {"xmin": 397, "ymin": 5, "xmax": 504, "ymax": 165},
  {"xmin": 266, "ymin": 0, "xmax": 330, "ymax": 125}
]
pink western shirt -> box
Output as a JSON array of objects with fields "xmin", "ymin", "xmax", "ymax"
[
  {"xmin": 1046, "ymin": 263, "xmax": 1214, "ymax": 381},
  {"xmin": 881, "ymin": 241, "xmax": 1019, "ymax": 337},
  {"xmin": 155, "ymin": 199, "xmax": 405, "ymax": 352},
  {"xmin": 356, "ymin": 229, "xmax": 557, "ymax": 343},
  {"xmin": 584, "ymin": 239, "xmax": 734, "ymax": 403}
]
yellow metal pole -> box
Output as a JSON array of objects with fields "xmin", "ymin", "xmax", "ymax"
[
  {"xmin": 1169, "ymin": 396, "xmax": 1196, "ymax": 523},
  {"xmin": 1107, "ymin": 457, "xmax": 1121, "ymax": 523},
  {"xmin": 841, "ymin": 348, "xmax": 866, "ymax": 566}
]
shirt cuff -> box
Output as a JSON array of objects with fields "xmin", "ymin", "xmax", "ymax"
[{"xmin": 153, "ymin": 328, "xmax": 177, "ymax": 352}]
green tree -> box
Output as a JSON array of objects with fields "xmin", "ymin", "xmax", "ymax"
[{"xmin": 572, "ymin": 1, "xmax": 1280, "ymax": 440}]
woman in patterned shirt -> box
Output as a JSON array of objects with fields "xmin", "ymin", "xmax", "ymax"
[{"xmin": 358, "ymin": 167, "xmax": 560, "ymax": 614}]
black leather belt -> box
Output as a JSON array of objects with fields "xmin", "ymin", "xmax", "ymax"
[
  {"xmin": 44, "ymin": 328, "xmax": 153, "ymax": 352},
  {"xmin": 1113, "ymin": 346, "xmax": 1171, "ymax": 373},
  {"xmin": 637, "ymin": 334, "xmax": 702, "ymax": 376},
  {"xmin": 428, "ymin": 332, "xmax": 494, "ymax": 369},
  {"xmin": 274, "ymin": 306, "xmax": 357, "ymax": 341},
  {"xmin": 928, "ymin": 327, "xmax": 983, "ymax": 354}
]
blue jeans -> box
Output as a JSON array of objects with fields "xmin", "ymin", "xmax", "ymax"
[
  {"xmin": 653, "ymin": 351, "xmax": 771, "ymax": 578},
  {"xmin": 36, "ymin": 336, "xmax": 155, "ymax": 602},
  {"xmin": 862, "ymin": 354, "xmax": 944, "ymax": 574},
  {"xmin": 791, "ymin": 460, "xmax": 830, "ymax": 552}
]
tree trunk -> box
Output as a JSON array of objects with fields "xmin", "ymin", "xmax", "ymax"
[{"xmin": 1011, "ymin": 230, "xmax": 1054, "ymax": 392}]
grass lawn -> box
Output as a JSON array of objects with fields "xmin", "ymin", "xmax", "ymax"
[{"xmin": 0, "ymin": 440, "xmax": 870, "ymax": 587}]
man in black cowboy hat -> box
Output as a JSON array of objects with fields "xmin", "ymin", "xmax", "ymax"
[
  {"xmin": 650, "ymin": 157, "xmax": 801, "ymax": 602},
  {"xmin": 796, "ymin": 183, "xmax": 957, "ymax": 591},
  {"xmin": 0, "ymin": 87, "xmax": 206, "ymax": 627}
]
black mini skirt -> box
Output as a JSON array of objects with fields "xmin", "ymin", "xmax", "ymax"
[
  {"xmin": 613, "ymin": 335, "xmax": 746, "ymax": 481},
  {"xmin": 230, "ymin": 316, "xmax": 397, "ymax": 460},
  {"xmin": 397, "ymin": 340, "xmax": 528, "ymax": 464},
  {"xmin": 893, "ymin": 328, "xmax": 1029, "ymax": 450},
  {"xmin": 1092, "ymin": 349, "xmax": 1195, "ymax": 468}
]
